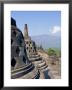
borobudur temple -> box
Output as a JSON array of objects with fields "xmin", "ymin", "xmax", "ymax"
[
  {"xmin": 11, "ymin": 18, "xmax": 40, "ymax": 79},
  {"xmin": 23, "ymin": 24, "xmax": 48, "ymax": 72}
]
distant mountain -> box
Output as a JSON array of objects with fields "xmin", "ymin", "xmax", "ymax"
[{"xmin": 31, "ymin": 34, "xmax": 61, "ymax": 49}]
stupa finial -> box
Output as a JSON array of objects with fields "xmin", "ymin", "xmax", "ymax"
[{"xmin": 24, "ymin": 24, "xmax": 28, "ymax": 38}]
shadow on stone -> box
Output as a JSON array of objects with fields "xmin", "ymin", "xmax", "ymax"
[{"xmin": 43, "ymin": 70, "xmax": 51, "ymax": 79}]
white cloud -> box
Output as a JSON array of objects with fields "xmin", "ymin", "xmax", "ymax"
[{"xmin": 50, "ymin": 26, "xmax": 61, "ymax": 35}]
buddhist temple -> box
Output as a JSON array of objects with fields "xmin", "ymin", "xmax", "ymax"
[
  {"xmin": 24, "ymin": 24, "xmax": 48, "ymax": 72},
  {"xmin": 11, "ymin": 18, "xmax": 40, "ymax": 79}
]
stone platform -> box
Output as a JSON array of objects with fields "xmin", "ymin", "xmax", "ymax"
[
  {"xmin": 29, "ymin": 55, "xmax": 48, "ymax": 72},
  {"xmin": 11, "ymin": 62, "xmax": 39, "ymax": 79}
]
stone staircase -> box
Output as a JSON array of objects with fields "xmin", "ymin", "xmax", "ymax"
[
  {"xmin": 11, "ymin": 62, "xmax": 39, "ymax": 79},
  {"xmin": 28, "ymin": 54, "xmax": 48, "ymax": 72},
  {"xmin": 36, "ymin": 60, "xmax": 48, "ymax": 72},
  {"xmin": 18, "ymin": 67, "xmax": 40, "ymax": 79}
]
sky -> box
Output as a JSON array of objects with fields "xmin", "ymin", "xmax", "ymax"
[{"xmin": 11, "ymin": 11, "xmax": 61, "ymax": 36}]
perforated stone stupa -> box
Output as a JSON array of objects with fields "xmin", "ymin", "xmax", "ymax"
[
  {"xmin": 11, "ymin": 18, "xmax": 39, "ymax": 79},
  {"xmin": 24, "ymin": 24, "xmax": 48, "ymax": 72}
]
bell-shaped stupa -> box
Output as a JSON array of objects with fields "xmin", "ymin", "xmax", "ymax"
[
  {"xmin": 23, "ymin": 24, "xmax": 48, "ymax": 72},
  {"xmin": 11, "ymin": 18, "xmax": 39, "ymax": 79}
]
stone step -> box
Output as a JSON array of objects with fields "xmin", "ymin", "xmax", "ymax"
[
  {"xmin": 34, "ymin": 71, "xmax": 40, "ymax": 79},
  {"xmin": 11, "ymin": 62, "xmax": 32, "ymax": 74},
  {"xmin": 18, "ymin": 67, "xmax": 40, "ymax": 79},
  {"xmin": 38, "ymin": 65, "xmax": 48, "ymax": 71},
  {"xmin": 29, "ymin": 54, "xmax": 40, "ymax": 58},
  {"xmin": 11, "ymin": 64, "xmax": 34, "ymax": 79},
  {"xmin": 37, "ymin": 61, "xmax": 46, "ymax": 68},
  {"xmin": 33, "ymin": 60, "xmax": 44, "ymax": 64},
  {"xmin": 29, "ymin": 57, "xmax": 42, "ymax": 61}
]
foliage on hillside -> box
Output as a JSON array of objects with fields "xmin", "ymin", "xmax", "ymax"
[
  {"xmin": 45, "ymin": 48, "xmax": 61, "ymax": 57},
  {"xmin": 37, "ymin": 45, "xmax": 61, "ymax": 57},
  {"xmin": 47, "ymin": 48, "xmax": 56, "ymax": 56}
]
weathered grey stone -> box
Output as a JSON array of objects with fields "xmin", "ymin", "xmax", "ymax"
[
  {"xmin": 23, "ymin": 24, "xmax": 48, "ymax": 72},
  {"xmin": 11, "ymin": 18, "xmax": 39, "ymax": 79}
]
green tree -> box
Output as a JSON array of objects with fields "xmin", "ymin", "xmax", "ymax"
[{"xmin": 48, "ymin": 48, "xmax": 56, "ymax": 56}]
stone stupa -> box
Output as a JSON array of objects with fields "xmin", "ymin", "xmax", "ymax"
[
  {"xmin": 23, "ymin": 24, "xmax": 48, "ymax": 72},
  {"xmin": 11, "ymin": 18, "xmax": 39, "ymax": 79}
]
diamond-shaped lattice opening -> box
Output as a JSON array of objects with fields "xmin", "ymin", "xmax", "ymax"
[
  {"xmin": 19, "ymin": 39, "xmax": 22, "ymax": 44},
  {"xmin": 13, "ymin": 31, "xmax": 16, "ymax": 36},
  {"xmin": 30, "ymin": 42, "xmax": 31, "ymax": 44},
  {"xmin": 33, "ymin": 50, "xmax": 34, "ymax": 52},
  {"xmin": 11, "ymin": 39, "xmax": 13, "ymax": 45},
  {"xmin": 24, "ymin": 48, "xmax": 26, "ymax": 54},
  {"xmin": 23, "ymin": 56, "xmax": 26, "ymax": 63},
  {"xmin": 11, "ymin": 58, "xmax": 16, "ymax": 67},
  {"xmin": 31, "ymin": 47, "xmax": 32, "ymax": 49},
  {"xmin": 26, "ymin": 47, "xmax": 28, "ymax": 50},
  {"xmin": 29, "ymin": 50, "xmax": 30, "ymax": 52},
  {"xmin": 29, "ymin": 44, "xmax": 30, "ymax": 46},
  {"xmin": 16, "ymin": 47, "xmax": 20, "ymax": 54},
  {"xmin": 26, "ymin": 41, "xmax": 28, "ymax": 44}
]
